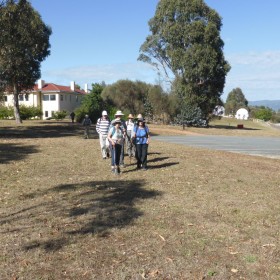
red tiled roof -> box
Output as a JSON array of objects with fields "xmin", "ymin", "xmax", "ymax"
[{"xmin": 32, "ymin": 83, "xmax": 86, "ymax": 94}]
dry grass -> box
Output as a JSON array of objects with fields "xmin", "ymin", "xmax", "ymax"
[
  {"xmin": 0, "ymin": 120, "xmax": 280, "ymax": 279},
  {"xmin": 150, "ymin": 118, "xmax": 280, "ymax": 137}
]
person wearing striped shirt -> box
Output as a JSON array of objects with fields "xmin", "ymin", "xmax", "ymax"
[{"xmin": 96, "ymin": 110, "xmax": 111, "ymax": 159}]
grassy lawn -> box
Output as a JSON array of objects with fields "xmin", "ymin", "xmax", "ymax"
[
  {"xmin": 150, "ymin": 118, "xmax": 280, "ymax": 137},
  {"xmin": 0, "ymin": 119, "xmax": 280, "ymax": 279}
]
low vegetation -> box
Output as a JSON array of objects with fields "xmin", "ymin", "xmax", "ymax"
[{"xmin": 0, "ymin": 120, "xmax": 279, "ymax": 279}]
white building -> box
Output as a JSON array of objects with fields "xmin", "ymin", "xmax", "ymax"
[
  {"xmin": 235, "ymin": 108, "xmax": 249, "ymax": 120},
  {"xmin": 213, "ymin": 105, "xmax": 225, "ymax": 117},
  {"xmin": 3, "ymin": 79, "xmax": 88, "ymax": 119}
]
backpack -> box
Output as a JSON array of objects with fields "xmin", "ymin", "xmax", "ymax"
[
  {"xmin": 111, "ymin": 126, "xmax": 124, "ymax": 137},
  {"xmin": 83, "ymin": 118, "xmax": 91, "ymax": 126},
  {"xmin": 134, "ymin": 125, "xmax": 148, "ymax": 138}
]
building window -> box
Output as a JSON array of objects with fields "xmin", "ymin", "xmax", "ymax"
[
  {"xmin": 4, "ymin": 96, "xmax": 7, "ymax": 102},
  {"xmin": 25, "ymin": 94, "xmax": 29, "ymax": 101},
  {"xmin": 45, "ymin": 111, "xmax": 48, "ymax": 118},
  {"xmin": 50, "ymin": 94, "xmax": 56, "ymax": 101},
  {"xmin": 19, "ymin": 94, "xmax": 24, "ymax": 101},
  {"xmin": 76, "ymin": 96, "xmax": 78, "ymax": 102},
  {"xmin": 60, "ymin": 94, "xmax": 63, "ymax": 101},
  {"xmin": 43, "ymin": 95, "xmax": 49, "ymax": 101}
]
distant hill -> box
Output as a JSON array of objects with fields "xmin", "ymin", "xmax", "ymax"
[{"xmin": 249, "ymin": 100, "xmax": 280, "ymax": 111}]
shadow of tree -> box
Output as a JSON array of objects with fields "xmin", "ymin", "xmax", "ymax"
[
  {"xmin": 0, "ymin": 143, "xmax": 39, "ymax": 164},
  {"xmin": 0, "ymin": 123, "xmax": 98, "ymax": 139},
  {"xmin": 209, "ymin": 124, "xmax": 261, "ymax": 131},
  {"xmin": 13, "ymin": 179, "xmax": 162, "ymax": 252}
]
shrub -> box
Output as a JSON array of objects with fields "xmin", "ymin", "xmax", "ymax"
[
  {"xmin": 19, "ymin": 105, "xmax": 42, "ymax": 120},
  {"xmin": 254, "ymin": 108, "xmax": 273, "ymax": 121},
  {"xmin": 271, "ymin": 112, "xmax": 280, "ymax": 123},
  {"xmin": 0, "ymin": 106, "xmax": 14, "ymax": 119},
  {"xmin": 52, "ymin": 110, "xmax": 67, "ymax": 120},
  {"xmin": 175, "ymin": 105, "xmax": 208, "ymax": 128}
]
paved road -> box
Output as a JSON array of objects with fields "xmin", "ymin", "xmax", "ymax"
[{"xmin": 153, "ymin": 135, "xmax": 280, "ymax": 159}]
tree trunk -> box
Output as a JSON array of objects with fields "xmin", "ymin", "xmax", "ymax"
[{"xmin": 13, "ymin": 84, "xmax": 22, "ymax": 123}]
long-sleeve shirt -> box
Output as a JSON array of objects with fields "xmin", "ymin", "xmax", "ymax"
[{"xmin": 96, "ymin": 117, "xmax": 110, "ymax": 135}]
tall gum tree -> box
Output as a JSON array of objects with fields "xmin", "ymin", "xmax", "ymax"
[
  {"xmin": 225, "ymin": 87, "xmax": 248, "ymax": 115},
  {"xmin": 138, "ymin": 0, "xmax": 230, "ymax": 124},
  {"xmin": 0, "ymin": 0, "xmax": 52, "ymax": 123}
]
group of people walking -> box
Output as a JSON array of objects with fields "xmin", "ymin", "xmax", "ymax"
[{"xmin": 95, "ymin": 110, "xmax": 150, "ymax": 175}]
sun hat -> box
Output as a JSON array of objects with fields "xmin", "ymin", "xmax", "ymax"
[
  {"xmin": 102, "ymin": 110, "xmax": 108, "ymax": 116},
  {"xmin": 137, "ymin": 114, "xmax": 143, "ymax": 119},
  {"xmin": 128, "ymin": 113, "xmax": 134, "ymax": 119},
  {"xmin": 114, "ymin": 118, "xmax": 122, "ymax": 124},
  {"xmin": 115, "ymin": 110, "xmax": 124, "ymax": 116}
]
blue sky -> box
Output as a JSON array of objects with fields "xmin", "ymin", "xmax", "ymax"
[{"xmin": 29, "ymin": 0, "xmax": 280, "ymax": 101}]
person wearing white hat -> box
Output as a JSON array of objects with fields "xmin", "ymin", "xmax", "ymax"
[
  {"xmin": 113, "ymin": 110, "xmax": 127, "ymax": 167},
  {"xmin": 125, "ymin": 113, "xmax": 136, "ymax": 158},
  {"xmin": 96, "ymin": 110, "xmax": 111, "ymax": 159},
  {"xmin": 107, "ymin": 118, "xmax": 125, "ymax": 175}
]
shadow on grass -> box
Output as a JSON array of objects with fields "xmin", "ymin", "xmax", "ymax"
[
  {"xmin": 123, "ymin": 161, "xmax": 179, "ymax": 174},
  {"xmin": 148, "ymin": 156, "xmax": 170, "ymax": 163},
  {"xmin": 0, "ymin": 122, "xmax": 98, "ymax": 139},
  {"xmin": 208, "ymin": 124, "xmax": 261, "ymax": 131},
  {"xmin": 147, "ymin": 161, "xmax": 179, "ymax": 169},
  {"xmin": 18, "ymin": 179, "xmax": 162, "ymax": 252},
  {"xmin": 0, "ymin": 143, "xmax": 39, "ymax": 164}
]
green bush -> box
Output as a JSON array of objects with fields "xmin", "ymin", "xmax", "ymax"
[
  {"xmin": 254, "ymin": 108, "xmax": 273, "ymax": 121},
  {"xmin": 19, "ymin": 105, "xmax": 42, "ymax": 120},
  {"xmin": 271, "ymin": 112, "xmax": 280, "ymax": 123},
  {"xmin": 52, "ymin": 110, "xmax": 67, "ymax": 120},
  {"xmin": 0, "ymin": 106, "xmax": 14, "ymax": 119},
  {"xmin": 175, "ymin": 104, "xmax": 208, "ymax": 127}
]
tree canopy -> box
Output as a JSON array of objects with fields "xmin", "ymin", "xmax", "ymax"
[
  {"xmin": 74, "ymin": 82, "xmax": 107, "ymax": 123},
  {"xmin": 138, "ymin": 0, "xmax": 230, "ymax": 126},
  {"xmin": 224, "ymin": 87, "xmax": 248, "ymax": 115},
  {"xmin": 101, "ymin": 79, "xmax": 172, "ymax": 123},
  {"xmin": 101, "ymin": 80, "xmax": 147, "ymax": 116},
  {"xmin": 0, "ymin": 0, "xmax": 52, "ymax": 123}
]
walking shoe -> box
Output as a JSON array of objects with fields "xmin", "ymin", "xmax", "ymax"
[
  {"xmin": 114, "ymin": 168, "xmax": 120, "ymax": 175},
  {"xmin": 111, "ymin": 168, "xmax": 115, "ymax": 174}
]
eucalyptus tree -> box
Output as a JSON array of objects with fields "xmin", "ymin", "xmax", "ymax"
[
  {"xmin": 224, "ymin": 87, "xmax": 248, "ymax": 115},
  {"xmin": 138, "ymin": 0, "xmax": 230, "ymax": 126},
  {"xmin": 101, "ymin": 80, "xmax": 147, "ymax": 116},
  {"xmin": 0, "ymin": 0, "xmax": 52, "ymax": 123}
]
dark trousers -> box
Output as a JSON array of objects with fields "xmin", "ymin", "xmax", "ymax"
[
  {"xmin": 136, "ymin": 144, "xmax": 148, "ymax": 168},
  {"xmin": 120, "ymin": 141, "xmax": 124, "ymax": 165},
  {"xmin": 110, "ymin": 143, "xmax": 122, "ymax": 166}
]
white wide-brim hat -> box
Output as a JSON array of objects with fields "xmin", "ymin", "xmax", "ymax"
[{"xmin": 115, "ymin": 110, "xmax": 124, "ymax": 116}]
